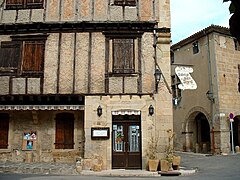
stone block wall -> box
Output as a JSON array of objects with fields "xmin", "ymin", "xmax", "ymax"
[{"xmin": 0, "ymin": 111, "xmax": 84, "ymax": 163}]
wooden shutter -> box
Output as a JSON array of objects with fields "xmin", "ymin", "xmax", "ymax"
[
  {"xmin": 55, "ymin": 118, "xmax": 65, "ymax": 149},
  {"xmin": 114, "ymin": 0, "xmax": 136, "ymax": 6},
  {"xmin": 125, "ymin": 0, "xmax": 136, "ymax": 6},
  {"xmin": 6, "ymin": 0, "xmax": 24, "ymax": 9},
  {"xmin": 0, "ymin": 114, "xmax": 9, "ymax": 149},
  {"xmin": 26, "ymin": 0, "xmax": 44, "ymax": 8},
  {"xmin": 64, "ymin": 118, "xmax": 74, "ymax": 149},
  {"xmin": 0, "ymin": 41, "xmax": 21, "ymax": 71},
  {"xmin": 113, "ymin": 39, "xmax": 134, "ymax": 73},
  {"xmin": 22, "ymin": 40, "xmax": 44, "ymax": 73},
  {"xmin": 114, "ymin": 0, "xmax": 124, "ymax": 5},
  {"xmin": 55, "ymin": 113, "xmax": 74, "ymax": 149}
]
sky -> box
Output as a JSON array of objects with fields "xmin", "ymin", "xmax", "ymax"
[{"xmin": 171, "ymin": 0, "xmax": 231, "ymax": 44}]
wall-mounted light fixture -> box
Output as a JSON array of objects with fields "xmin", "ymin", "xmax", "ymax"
[
  {"xmin": 97, "ymin": 105, "xmax": 102, "ymax": 117},
  {"xmin": 149, "ymin": 105, "xmax": 154, "ymax": 116},
  {"xmin": 154, "ymin": 68, "xmax": 162, "ymax": 92}
]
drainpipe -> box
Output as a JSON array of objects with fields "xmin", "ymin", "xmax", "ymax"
[{"xmin": 206, "ymin": 32, "xmax": 215, "ymax": 154}]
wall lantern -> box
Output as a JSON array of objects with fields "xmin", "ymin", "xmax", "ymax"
[
  {"xmin": 154, "ymin": 68, "xmax": 162, "ymax": 92},
  {"xmin": 149, "ymin": 105, "xmax": 154, "ymax": 116},
  {"xmin": 97, "ymin": 105, "xmax": 102, "ymax": 117}
]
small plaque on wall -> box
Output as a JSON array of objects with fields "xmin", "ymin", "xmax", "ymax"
[{"xmin": 91, "ymin": 127, "xmax": 110, "ymax": 139}]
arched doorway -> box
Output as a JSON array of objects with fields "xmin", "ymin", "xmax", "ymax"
[
  {"xmin": 195, "ymin": 113, "xmax": 211, "ymax": 153},
  {"xmin": 185, "ymin": 111, "xmax": 211, "ymax": 153}
]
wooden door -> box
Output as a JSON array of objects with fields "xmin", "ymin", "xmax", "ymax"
[{"xmin": 112, "ymin": 115, "xmax": 141, "ymax": 169}]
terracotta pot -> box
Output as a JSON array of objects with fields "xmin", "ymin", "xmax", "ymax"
[
  {"xmin": 160, "ymin": 159, "xmax": 171, "ymax": 172},
  {"xmin": 148, "ymin": 159, "xmax": 159, "ymax": 172}
]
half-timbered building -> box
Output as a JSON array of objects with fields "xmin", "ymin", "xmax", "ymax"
[{"xmin": 0, "ymin": 0, "xmax": 172, "ymax": 170}]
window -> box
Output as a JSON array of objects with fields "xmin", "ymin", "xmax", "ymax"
[
  {"xmin": 114, "ymin": 0, "xmax": 136, "ymax": 6},
  {"xmin": 0, "ymin": 41, "xmax": 21, "ymax": 72},
  {"xmin": 55, "ymin": 113, "xmax": 74, "ymax": 149},
  {"xmin": 171, "ymin": 75, "xmax": 181, "ymax": 106},
  {"xmin": 234, "ymin": 39, "xmax": 240, "ymax": 51},
  {"xmin": 192, "ymin": 41, "xmax": 199, "ymax": 54},
  {"xmin": 0, "ymin": 35, "xmax": 47, "ymax": 76},
  {"xmin": 0, "ymin": 113, "xmax": 9, "ymax": 149},
  {"xmin": 22, "ymin": 40, "xmax": 45, "ymax": 73},
  {"xmin": 6, "ymin": 0, "xmax": 44, "ymax": 10},
  {"xmin": 113, "ymin": 38, "xmax": 135, "ymax": 73}
]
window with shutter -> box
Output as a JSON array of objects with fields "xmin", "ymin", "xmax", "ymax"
[
  {"xmin": 114, "ymin": 0, "xmax": 136, "ymax": 6},
  {"xmin": 0, "ymin": 113, "xmax": 9, "ymax": 149},
  {"xmin": 0, "ymin": 35, "xmax": 47, "ymax": 75},
  {"xmin": 113, "ymin": 39, "xmax": 135, "ymax": 73},
  {"xmin": 0, "ymin": 41, "xmax": 21, "ymax": 73},
  {"xmin": 6, "ymin": 0, "xmax": 44, "ymax": 10},
  {"xmin": 193, "ymin": 41, "xmax": 199, "ymax": 54},
  {"xmin": 22, "ymin": 41, "xmax": 45, "ymax": 73},
  {"xmin": 55, "ymin": 113, "xmax": 74, "ymax": 149}
]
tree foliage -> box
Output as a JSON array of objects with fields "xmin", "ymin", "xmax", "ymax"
[{"xmin": 223, "ymin": 0, "xmax": 240, "ymax": 43}]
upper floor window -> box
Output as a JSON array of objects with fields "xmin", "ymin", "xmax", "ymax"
[
  {"xmin": 113, "ymin": 38, "xmax": 135, "ymax": 73},
  {"xmin": 6, "ymin": 0, "xmax": 44, "ymax": 10},
  {"xmin": 114, "ymin": 0, "xmax": 136, "ymax": 6},
  {"xmin": 0, "ymin": 34, "xmax": 47, "ymax": 76},
  {"xmin": 192, "ymin": 41, "xmax": 199, "ymax": 54},
  {"xmin": 234, "ymin": 39, "xmax": 240, "ymax": 51}
]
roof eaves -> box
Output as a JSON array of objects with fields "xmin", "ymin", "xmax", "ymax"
[{"xmin": 171, "ymin": 25, "xmax": 231, "ymax": 50}]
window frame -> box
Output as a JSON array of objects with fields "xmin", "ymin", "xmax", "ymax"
[
  {"xmin": 112, "ymin": 38, "xmax": 135, "ymax": 74},
  {"xmin": 104, "ymin": 31, "xmax": 143, "ymax": 76},
  {"xmin": 114, "ymin": 0, "xmax": 136, "ymax": 6},
  {"xmin": 192, "ymin": 41, "xmax": 199, "ymax": 54},
  {"xmin": 0, "ymin": 41, "xmax": 21, "ymax": 74},
  {"xmin": 0, "ymin": 34, "xmax": 47, "ymax": 76},
  {"xmin": 6, "ymin": 0, "xmax": 44, "ymax": 10}
]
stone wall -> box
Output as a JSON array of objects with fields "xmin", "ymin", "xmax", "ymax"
[{"xmin": 0, "ymin": 111, "xmax": 84, "ymax": 163}]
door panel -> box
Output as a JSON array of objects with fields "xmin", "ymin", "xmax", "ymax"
[
  {"xmin": 112, "ymin": 115, "xmax": 141, "ymax": 169},
  {"xmin": 127, "ymin": 125, "xmax": 141, "ymax": 168}
]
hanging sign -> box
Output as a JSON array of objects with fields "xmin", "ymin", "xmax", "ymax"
[{"xmin": 175, "ymin": 66, "xmax": 197, "ymax": 90}]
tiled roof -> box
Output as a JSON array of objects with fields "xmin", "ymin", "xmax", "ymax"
[{"xmin": 171, "ymin": 25, "xmax": 231, "ymax": 50}]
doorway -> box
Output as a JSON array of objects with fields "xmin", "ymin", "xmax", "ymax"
[
  {"xmin": 112, "ymin": 115, "xmax": 141, "ymax": 169},
  {"xmin": 195, "ymin": 113, "xmax": 211, "ymax": 153}
]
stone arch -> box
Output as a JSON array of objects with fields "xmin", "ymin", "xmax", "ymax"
[{"xmin": 183, "ymin": 106, "xmax": 211, "ymax": 153}]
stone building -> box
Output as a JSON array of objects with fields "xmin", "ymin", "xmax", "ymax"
[
  {"xmin": 171, "ymin": 25, "xmax": 240, "ymax": 154},
  {"xmin": 0, "ymin": 0, "xmax": 172, "ymax": 170}
]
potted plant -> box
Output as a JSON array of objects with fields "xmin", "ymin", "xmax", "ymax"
[
  {"xmin": 146, "ymin": 135, "xmax": 159, "ymax": 172},
  {"xmin": 160, "ymin": 129, "xmax": 176, "ymax": 172}
]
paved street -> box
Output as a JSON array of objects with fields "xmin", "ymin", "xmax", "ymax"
[{"xmin": 0, "ymin": 152, "xmax": 240, "ymax": 180}]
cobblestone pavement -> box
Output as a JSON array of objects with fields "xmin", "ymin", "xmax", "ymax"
[
  {"xmin": 2, "ymin": 152, "xmax": 219, "ymax": 177},
  {"xmin": 0, "ymin": 160, "xmax": 196, "ymax": 177}
]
